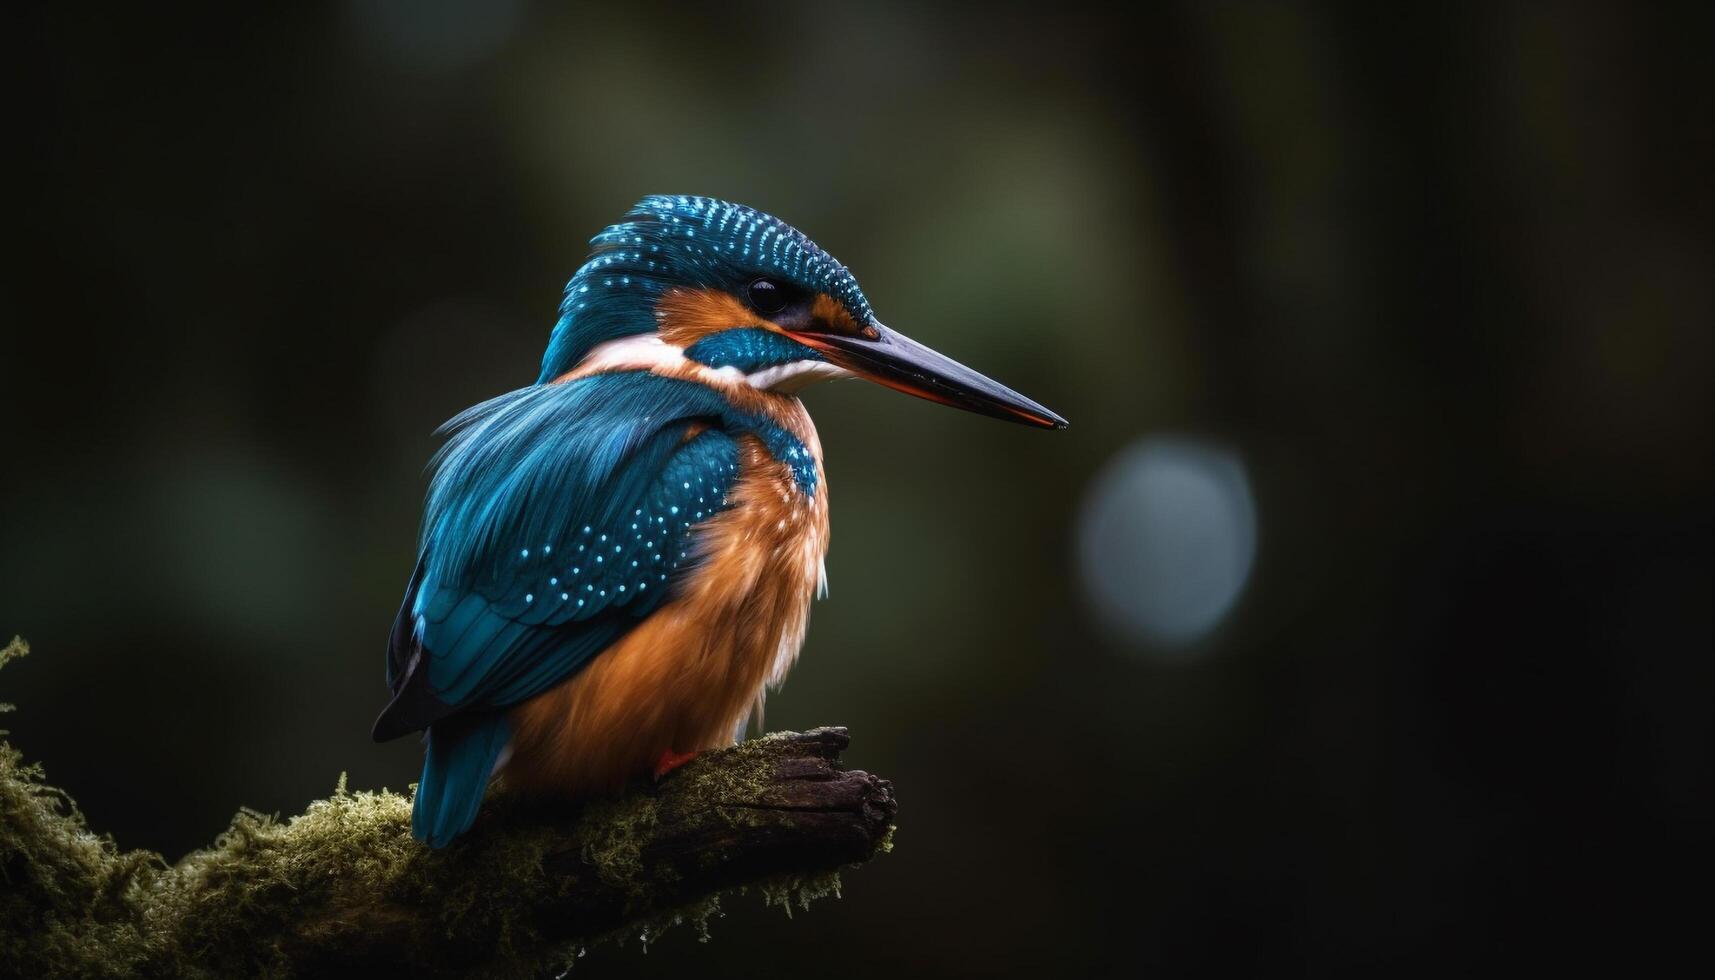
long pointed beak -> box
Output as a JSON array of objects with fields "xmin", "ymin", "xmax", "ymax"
[{"xmin": 789, "ymin": 321, "xmax": 1068, "ymax": 429}]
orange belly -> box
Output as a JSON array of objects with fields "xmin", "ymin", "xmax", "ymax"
[{"xmin": 505, "ymin": 432, "xmax": 828, "ymax": 796}]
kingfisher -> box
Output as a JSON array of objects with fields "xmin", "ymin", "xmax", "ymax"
[{"xmin": 373, "ymin": 195, "xmax": 1066, "ymax": 846}]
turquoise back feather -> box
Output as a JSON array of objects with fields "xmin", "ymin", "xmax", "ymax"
[
  {"xmin": 414, "ymin": 713, "xmax": 510, "ymax": 848},
  {"xmin": 378, "ymin": 371, "xmax": 817, "ymax": 846}
]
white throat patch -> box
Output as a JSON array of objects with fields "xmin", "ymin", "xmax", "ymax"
[
  {"xmin": 745, "ymin": 359, "xmax": 852, "ymax": 392},
  {"xmin": 572, "ymin": 334, "xmax": 851, "ymax": 393},
  {"xmin": 573, "ymin": 333, "xmax": 688, "ymax": 375}
]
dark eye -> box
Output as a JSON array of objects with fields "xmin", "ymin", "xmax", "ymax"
[{"xmin": 747, "ymin": 278, "xmax": 788, "ymax": 315}]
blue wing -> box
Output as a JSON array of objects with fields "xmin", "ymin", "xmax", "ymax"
[{"xmin": 373, "ymin": 372, "xmax": 744, "ymax": 845}]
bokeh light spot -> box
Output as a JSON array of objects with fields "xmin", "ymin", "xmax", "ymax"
[{"xmin": 1077, "ymin": 437, "xmax": 1258, "ymax": 649}]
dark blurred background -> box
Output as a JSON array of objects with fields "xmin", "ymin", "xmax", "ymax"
[{"xmin": 7, "ymin": 2, "xmax": 1711, "ymax": 974}]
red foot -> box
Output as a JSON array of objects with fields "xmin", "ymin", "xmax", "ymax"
[{"xmin": 653, "ymin": 749, "xmax": 699, "ymax": 780}]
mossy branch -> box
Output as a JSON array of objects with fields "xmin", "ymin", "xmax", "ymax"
[{"xmin": 0, "ymin": 638, "xmax": 897, "ymax": 978}]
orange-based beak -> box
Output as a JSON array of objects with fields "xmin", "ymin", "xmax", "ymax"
[{"xmin": 790, "ymin": 321, "xmax": 1068, "ymax": 429}]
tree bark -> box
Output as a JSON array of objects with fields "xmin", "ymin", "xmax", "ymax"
[
  {"xmin": 0, "ymin": 667, "xmax": 896, "ymax": 980},
  {"xmin": 277, "ymin": 728, "xmax": 895, "ymax": 977}
]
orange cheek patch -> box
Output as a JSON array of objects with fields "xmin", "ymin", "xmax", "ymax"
[
  {"xmin": 810, "ymin": 293, "xmax": 870, "ymax": 337},
  {"xmin": 655, "ymin": 288, "xmax": 775, "ymax": 347}
]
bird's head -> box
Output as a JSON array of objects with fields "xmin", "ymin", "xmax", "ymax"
[{"xmin": 539, "ymin": 195, "xmax": 1066, "ymax": 429}]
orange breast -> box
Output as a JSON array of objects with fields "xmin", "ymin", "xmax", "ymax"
[{"xmin": 505, "ymin": 426, "xmax": 829, "ymax": 797}]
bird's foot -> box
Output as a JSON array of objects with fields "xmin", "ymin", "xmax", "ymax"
[{"xmin": 653, "ymin": 748, "xmax": 698, "ymax": 780}]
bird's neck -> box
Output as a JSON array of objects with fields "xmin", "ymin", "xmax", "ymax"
[{"xmin": 552, "ymin": 333, "xmax": 824, "ymax": 475}]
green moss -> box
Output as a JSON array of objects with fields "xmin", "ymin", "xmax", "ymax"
[
  {"xmin": 1, "ymin": 642, "xmax": 883, "ymax": 977},
  {"xmin": 0, "ymin": 636, "xmax": 168, "ymax": 978},
  {"xmin": 149, "ymin": 781, "xmax": 422, "ymax": 976},
  {"xmin": 757, "ymin": 871, "xmax": 844, "ymax": 919},
  {"xmin": 573, "ymin": 792, "xmax": 662, "ymax": 897}
]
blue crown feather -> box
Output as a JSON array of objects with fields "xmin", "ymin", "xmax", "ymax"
[{"xmin": 536, "ymin": 195, "xmax": 874, "ymax": 382}]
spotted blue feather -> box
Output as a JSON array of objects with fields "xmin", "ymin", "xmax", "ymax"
[{"xmin": 375, "ymin": 371, "xmax": 815, "ymax": 846}]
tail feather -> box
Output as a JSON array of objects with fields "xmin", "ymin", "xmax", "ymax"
[{"xmin": 412, "ymin": 713, "xmax": 510, "ymax": 848}]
